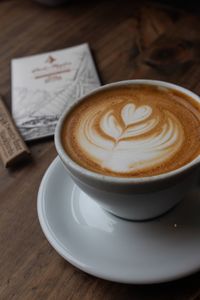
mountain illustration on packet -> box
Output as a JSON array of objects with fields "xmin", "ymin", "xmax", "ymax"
[{"xmin": 11, "ymin": 43, "xmax": 100, "ymax": 141}]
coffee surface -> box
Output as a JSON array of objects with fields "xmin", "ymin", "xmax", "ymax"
[{"xmin": 61, "ymin": 85, "xmax": 200, "ymax": 177}]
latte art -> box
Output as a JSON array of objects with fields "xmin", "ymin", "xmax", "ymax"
[
  {"xmin": 62, "ymin": 85, "xmax": 200, "ymax": 177},
  {"xmin": 78, "ymin": 103, "xmax": 184, "ymax": 173}
]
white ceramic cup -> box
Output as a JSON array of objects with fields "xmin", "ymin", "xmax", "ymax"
[{"xmin": 55, "ymin": 80, "xmax": 200, "ymax": 220}]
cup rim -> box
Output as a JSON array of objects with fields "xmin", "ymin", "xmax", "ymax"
[{"xmin": 55, "ymin": 79, "xmax": 200, "ymax": 185}]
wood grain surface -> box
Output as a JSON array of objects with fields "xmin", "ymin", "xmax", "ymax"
[{"xmin": 0, "ymin": 0, "xmax": 200, "ymax": 299}]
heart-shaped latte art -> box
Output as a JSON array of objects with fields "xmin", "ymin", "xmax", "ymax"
[
  {"xmin": 121, "ymin": 103, "xmax": 152, "ymax": 126},
  {"xmin": 77, "ymin": 101, "xmax": 184, "ymax": 173},
  {"xmin": 100, "ymin": 103, "xmax": 154, "ymax": 141}
]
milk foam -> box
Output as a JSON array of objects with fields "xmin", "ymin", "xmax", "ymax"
[
  {"xmin": 77, "ymin": 102, "xmax": 184, "ymax": 173},
  {"xmin": 62, "ymin": 85, "xmax": 200, "ymax": 177}
]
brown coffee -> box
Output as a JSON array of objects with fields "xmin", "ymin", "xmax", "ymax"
[{"xmin": 61, "ymin": 85, "xmax": 200, "ymax": 177}]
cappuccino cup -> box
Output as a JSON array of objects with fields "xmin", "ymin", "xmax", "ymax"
[{"xmin": 55, "ymin": 80, "xmax": 200, "ymax": 220}]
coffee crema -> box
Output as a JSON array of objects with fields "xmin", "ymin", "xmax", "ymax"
[{"xmin": 61, "ymin": 85, "xmax": 200, "ymax": 177}]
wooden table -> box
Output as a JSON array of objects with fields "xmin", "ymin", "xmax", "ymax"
[{"xmin": 0, "ymin": 0, "xmax": 200, "ymax": 299}]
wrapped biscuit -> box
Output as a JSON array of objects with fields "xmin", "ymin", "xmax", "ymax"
[{"xmin": 0, "ymin": 96, "xmax": 30, "ymax": 167}]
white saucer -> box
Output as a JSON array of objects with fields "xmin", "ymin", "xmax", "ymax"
[{"xmin": 37, "ymin": 157, "xmax": 200, "ymax": 284}]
